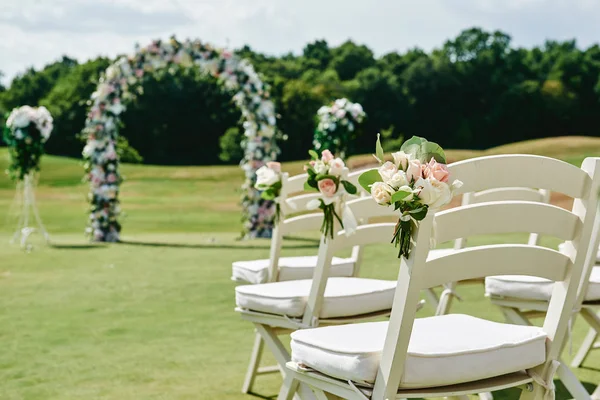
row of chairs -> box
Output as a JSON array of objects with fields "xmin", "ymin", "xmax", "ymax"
[{"xmin": 232, "ymin": 155, "xmax": 600, "ymax": 400}]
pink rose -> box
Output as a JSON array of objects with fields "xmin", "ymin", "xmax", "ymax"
[
  {"xmin": 107, "ymin": 174, "xmax": 117, "ymax": 183},
  {"xmin": 406, "ymin": 159, "xmax": 422, "ymax": 183},
  {"xmin": 266, "ymin": 161, "xmax": 281, "ymax": 173},
  {"xmin": 318, "ymin": 178, "xmax": 337, "ymax": 197},
  {"xmin": 423, "ymin": 158, "xmax": 449, "ymax": 183},
  {"xmin": 321, "ymin": 150, "xmax": 334, "ymax": 163}
]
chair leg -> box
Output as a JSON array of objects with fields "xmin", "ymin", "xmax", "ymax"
[
  {"xmin": 278, "ymin": 374, "xmax": 300, "ymax": 400},
  {"xmin": 423, "ymin": 288, "xmax": 440, "ymax": 311},
  {"xmin": 478, "ymin": 392, "xmax": 494, "ymax": 400},
  {"xmin": 435, "ymin": 282, "xmax": 458, "ymax": 316},
  {"xmin": 242, "ymin": 331, "xmax": 265, "ymax": 393},
  {"xmin": 500, "ymin": 306, "xmax": 531, "ymax": 326},
  {"xmin": 572, "ymin": 328, "xmax": 597, "ymax": 368},
  {"xmin": 254, "ymin": 324, "xmax": 316, "ymax": 400},
  {"xmin": 519, "ymin": 382, "xmax": 545, "ymax": 400},
  {"xmin": 557, "ymin": 360, "xmax": 591, "ymax": 400}
]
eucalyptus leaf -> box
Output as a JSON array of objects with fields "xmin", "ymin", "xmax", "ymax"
[
  {"xmin": 391, "ymin": 190, "xmax": 412, "ymax": 204},
  {"xmin": 341, "ymin": 180, "xmax": 357, "ymax": 195},
  {"xmin": 308, "ymin": 149, "xmax": 319, "ymax": 160},
  {"xmin": 357, "ymin": 169, "xmax": 382, "ymax": 193},
  {"xmin": 375, "ymin": 133, "xmax": 385, "ymax": 163}
]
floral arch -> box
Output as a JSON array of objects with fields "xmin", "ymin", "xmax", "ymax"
[{"xmin": 82, "ymin": 37, "xmax": 279, "ymax": 242}]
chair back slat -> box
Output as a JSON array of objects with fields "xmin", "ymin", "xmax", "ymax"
[
  {"xmin": 279, "ymin": 214, "xmax": 324, "ymax": 235},
  {"xmin": 369, "ymin": 156, "xmax": 600, "ymax": 400},
  {"xmin": 435, "ymin": 201, "xmax": 581, "ymax": 245},
  {"xmin": 329, "ymin": 223, "xmax": 396, "ymax": 253},
  {"xmin": 286, "ymin": 173, "xmax": 309, "ymax": 195},
  {"xmin": 421, "ymin": 245, "xmax": 570, "ymax": 289},
  {"xmin": 471, "ymin": 187, "xmax": 548, "ymax": 203},
  {"xmin": 346, "ymin": 197, "xmax": 400, "ymax": 220},
  {"xmin": 448, "ymin": 155, "xmax": 590, "ymax": 198},
  {"xmin": 282, "ymin": 193, "xmax": 322, "ymax": 215}
]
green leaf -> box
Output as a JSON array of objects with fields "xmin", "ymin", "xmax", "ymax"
[
  {"xmin": 306, "ymin": 167, "xmax": 316, "ymax": 177},
  {"xmin": 391, "ymin": 190, "xmax": 412, "ymax": 204},
  {"xmin": 304, "ymin": 180, "xmax": 318, "ymax": 191},
  {"xmin": 308, "ymin": 150, "xmax": 319, "ymax": 160},
  {"xmin": 341, "ymin": 180, "xmax": 357, "ymax": 195},
  {"xmin": 375, "ymin": 133, "xmax": 384, "ymax": 162},
  {"xmin": 409, "ymin": 206, "xmax": 429, "ymax": 221},
  {"xmin": 358, "ymin": 169, "xmax": 382, "ymax": 193},
  {"xmin": 400, "ymin": 136, "xmax": 446, "ymax": 164}
]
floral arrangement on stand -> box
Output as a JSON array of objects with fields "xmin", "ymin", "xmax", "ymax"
[
  {"xmin": 314, "ymin": 98, "xmax": 366, "ymax": 158},
  {"xmin": 359, "ymin": 135, "xmax": 462, "ymax": 258},
  {"xmin": 254, "ymin": 162, "xmax": 282, "ymax": 224},
  {"xmin": 304, "ymin": 150, "xmax": 357, "ymax": 240},
  {"xmin": 83, "ymin": 36, "xmax": 280, "ymax": 241},
  {"xmin": 3, "ymin": 106, "xmax": 53, "ymax": 180}
]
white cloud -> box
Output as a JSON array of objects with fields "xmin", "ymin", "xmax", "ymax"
[{"xmin": 1, "ymin": 0, "xmax": 599, "ymax": 84}]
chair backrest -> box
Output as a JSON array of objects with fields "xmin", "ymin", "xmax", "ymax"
[
  {"xmin": 267, "ymin": 168, "xmax": 366, "ymax": 282},
  {"xmin": 301, "ymin": 155, "xmax": 600, "ymax": 399},
  {"xmin": 368, "ymin": 155, "xmax": 600, "ymax": 399},
  {"xmin": 453, "ymin": 187, "xmax": 550, "ymax": 249}
]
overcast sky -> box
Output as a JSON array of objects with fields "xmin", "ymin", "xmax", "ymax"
[{"xmin": 1, "ymin": 0, "xmax": 599, "ymax": 84}]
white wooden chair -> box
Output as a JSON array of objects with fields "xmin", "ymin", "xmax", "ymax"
[
  {"xmin": 235, "ymin": 195, "xmax": 404, "ymax": 400},
  {"xmin": 232, "ymin": 170, "xmax": 365, "ymax": 285},
  {"xmin": 235, "ymin": 169, "xmax": 372, "ymax": 394},
  {"xmin": 279, "ymin": 155, "xmax": 600, "ymax": 400},
  {"xmin": 426, "ymin": 187, "xmax": 550, "ymax": 316}
]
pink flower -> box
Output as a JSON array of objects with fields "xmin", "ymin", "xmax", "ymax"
[
  {"xmin": 406, "ymin": 159, "xmax": 423, "ymax": 183},
  {"xmin": 107, "ymin": 174, "xmax": 117, "ymax": 183},
  {"xmin": 422, "ymin": 158, "xmax": 449, "ymax": 183},
  {"xmin": 135, "ymin": 69, "xmax": 144, "ymax": 78},
  {"xmin": 318, "ymin": 178, "xmax": 337, "ymax": 197},
  {"xmin": 321, "ymin": 150, "xmax": 334, "ymax": 163},
  {"xmin": 266, "ymin": 161, "xmax": 281, "ymax": 173}
]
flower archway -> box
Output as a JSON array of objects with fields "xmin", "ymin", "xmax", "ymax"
[{"xmin": 82, "ymin": 37, "xmax": 279, "ymax": 242}]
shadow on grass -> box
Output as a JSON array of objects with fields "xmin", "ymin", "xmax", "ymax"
[
  {"xmin": 49, "ymin": 243, "xmax": 108, "ymax": 250},
  {"xmin": 246, "ymin": 392, "xmax": 276, "ymax": 400},
  {"xmin": 117, "ymin": 239, "xmax": 318, "ymax": 250}
]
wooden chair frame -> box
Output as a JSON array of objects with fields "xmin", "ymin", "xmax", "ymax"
[
  {"xmin": 279, "ymin": 155, "xmax": 600, "ymax": 400},
  {"xmin": 237, "ymin": 196, "xmax": 404, "ymax": 400},
  {"xmin": 239, "ymin": 170, "xmax": 387, "ymax": 396}
]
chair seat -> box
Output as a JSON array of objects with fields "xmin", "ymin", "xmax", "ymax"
[
  {"xmin": 235, "ymin": 277, "xmax": 396, "ymax": 318},
  {"xmin": 486, "ymin": 266, "xmax": 600, "ymax": 301},
  {"xmin": 290, "ymin": 314, "xmax": 546, "ymax": 388},
  {"xmin": 231, "ymin": 256, "xmax": 355, "ymax": 284}
]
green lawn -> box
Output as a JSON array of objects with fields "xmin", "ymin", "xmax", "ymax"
[{"xmin": 2, "ymin": 138, "xmax": 600, "ymax": 399}]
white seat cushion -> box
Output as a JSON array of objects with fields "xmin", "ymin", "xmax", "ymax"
[
  {"xmin": 559, "ymin": 243, "xmax": 600, "ymax": 262},
  {"xmin": 486, "ymin": 266, "xmax": 600, "ymax": 301},
  {"xmin": 235, "ymin": 277, "xmax": 396, "ymax": 318},
  {"xmin": 291, "ymin": 314, "xmax": 546, "ymax": 388},
  {"xmin": 232, "ymin": 256, "xmax": 355, "ymax": 284}
]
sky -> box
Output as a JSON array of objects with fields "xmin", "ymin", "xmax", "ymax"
[{"xmin": 1, "ymin": 0, "xmax": 599, "ymax": 84}]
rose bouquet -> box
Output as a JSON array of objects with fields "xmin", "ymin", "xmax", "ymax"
[
  {"xmin": 254, "ymin": 162, "xmax": 282, "ymax": 224},
  {"xmin": 304, "ymin": 150, "xmax": 358, "ymax": 240},
  {"xmin": 3, "ymin": 106, "xmax": 53, "ymax": 180},
  {"xmin": 313, "ymin": 98, "xmax": 366, "ymax": 157},
  {"xmin": 359, "ymin": 135, "xmax": 462, "ymax": 258}
]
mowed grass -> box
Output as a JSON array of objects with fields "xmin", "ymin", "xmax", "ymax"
[{"xmin": 1, "ymin": 136, "xmax": 600, "ymax": 399}]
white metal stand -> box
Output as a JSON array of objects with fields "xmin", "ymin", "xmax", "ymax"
[{"xmin": 9, "ymin": 173, "xmax": 50, "ymax": 249}]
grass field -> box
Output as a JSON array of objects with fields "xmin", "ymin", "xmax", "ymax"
[{"xmin": 2, "ymin": 136, "xmax": 600, "ymax": 400}]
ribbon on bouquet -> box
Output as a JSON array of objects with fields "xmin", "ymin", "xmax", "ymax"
[{"xmin": 306, "ymin": 195, "xmax": 357, "ymax": 237}]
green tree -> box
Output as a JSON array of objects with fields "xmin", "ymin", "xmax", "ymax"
[{"xmin": 330, "ymin": 40, "xmax": 375, "ymax": 81}]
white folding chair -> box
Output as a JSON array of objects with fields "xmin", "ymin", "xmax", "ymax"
[
  {"xmin": 280, "ymin": 155, "xmax": 600, "ymax": 400},
  {"xmin": 426, "ymin": 187, "xmax": 550, "ymax": 316},
  {"xmin": 235, "ymin": 196, "xmax": 404, "ymax": 400},
  {"xmin": 235, "ymin": 170, "xmax": 372, "ymax": 394}
]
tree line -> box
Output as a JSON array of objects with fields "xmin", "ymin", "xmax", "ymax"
[{"xmin": 1, "ymin": 27, "xmax": 599, "ymax": 165}]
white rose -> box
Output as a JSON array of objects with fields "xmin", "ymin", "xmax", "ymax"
[
  {"xmin": 415, "ymin": 177, "xmax": 452, "ymax": 209},
  {"xmin": 371, "ymin": 182, "xmax": 394, "ymax": 205},
  {"xmin": 350, "ymin": 103, "xmax": 363, "ymax": 119},
  {"xmin": 328, "ymin": 158, "xmax": 345, "ymax": 176},
  {"xmin": 83, "ymin": 143, "xmax": 95, "ymax": 158},
  {"xmin": 313, "ymin": 161, "xmax": 328, "ymax": 175},
  {"xmin": 392, "ymin": 151, "xmax": 413, "ymax": 170},
  {"xmin": 9, "ymin": 109, "xmax": 31, "ymax": 128},
  {"xmin": 14, "ymin": 129, "xmax": 24, "ymax": 140},
  {"xmin": 255, "ymin": 165, "xmax": 279, "ymax": 187},
  {"xmin": 335, "ymin": 109, "xmax": 346, "ymax": 119},
  {"xmin": 397, "ymin": 185, "xmax": 415, "ymax": 202},
  {"xmin": 378, "ymin": 161, "xmax": 398, "ymax": 182},
  {"xmin": 387, "ymin": 170, "xmax": 408, "ymax": 188},
  {"xmin": 105, "ymin": 65, "xmax": 119, "ymax": 80}
]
